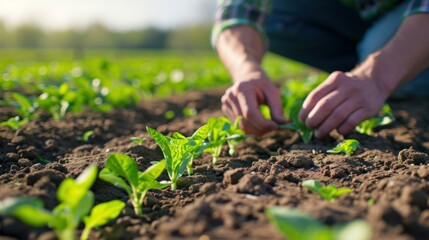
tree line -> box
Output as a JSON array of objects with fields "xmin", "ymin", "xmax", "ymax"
[{"xmin": 0, "ymin": 21, "xmax": 212, "ymax": 50}]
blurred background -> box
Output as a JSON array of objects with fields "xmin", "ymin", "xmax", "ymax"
[{"xmin": 0, "ymin": 0, "xmax": 217, "ymax": 50}]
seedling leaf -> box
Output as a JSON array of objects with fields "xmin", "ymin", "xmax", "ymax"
[
  {"xmin": 302, "ymin": 179, "xmax": 351, "ymax": 201},
  {"xmin": 327, "ymin": 139, "xmax": 359, "ymax": 156}
]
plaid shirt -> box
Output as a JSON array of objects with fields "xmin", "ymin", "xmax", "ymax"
[{"xmin": 212, "ymin": 0, "xmax": 429, "ymax": 46}]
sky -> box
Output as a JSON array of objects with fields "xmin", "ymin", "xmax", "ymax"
[{"xmin": 0, "ymin": 0, "xmax": 217, "ymax": 30}]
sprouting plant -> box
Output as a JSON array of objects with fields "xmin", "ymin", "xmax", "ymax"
[
  {"xmin": 226, "ymin": 117, "xmax": 246, "ymax": 156},
  {"xmin": 279, "ymin": 101, "xmax": 313, "ymax": 143},
  {"xmin": 130, "ymin": 136, "xmax": 146, "ymax": 145},
  {"xmin": 327, "ymin": 139, "xmax": 359, "ymax": 156},
  {"xmin": 0, "ymin": 93, "xmax": 38, "ymax": 130},
  {"xmin": 81, "ymin": 200, "xmax": 125, "ymax": 240},
  {"xmin": 182, "ymin": 107, "xmax": 198, "ymax": 117},
  {"xmin": 77, "ymin": 130, "xmax": 94, "ymax": 142},
  {"xmin": 164, "ymin": 110, "xmax": 175, "ymax": 120},
  {"xmin": 99, "ymin": 153, "xmax": 169, "ymax": 215},
  {"xmin": 265, "ymin": 207, "xmax": 372, "ymax": 240},
  {"xmin": 147, "ymin": 126, "xmax": 207, "ymax": 190},
  {"xmin": 0, "ymin": 165, "xmax": 125, "ymax": 240},
  {"xmin": 356, "ymin": 104, "xmax": 394, "ymax": 135},
  {"xmin": 302, "ymin": 179, "xmax": 351, "ymax": 201},
  {"xmin": 203, "ymin": 117, "xmax": 247, "ymax": 163},
  {"xmin": 0, "ymin": 116, "xmax": 28, "ymax": 130},
  {"xmin": 171, "ymin": 125, "xmax": 210, "ymax": 176}
]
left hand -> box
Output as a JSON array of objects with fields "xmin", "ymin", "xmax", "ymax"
[{"xmin": 299, "ymin": 71, "xmax": 389, "ymax": 138}]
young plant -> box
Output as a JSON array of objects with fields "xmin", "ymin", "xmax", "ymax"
[
  {"xmin": 302, "ymin": 179, "xmax": 351, "ymax": 201},
  {"xmin": 147, "ymin": 126, "xmax": 207, "ymax": 190},
  {"xmin": 77, "ymin": 130, "xmax": 94, "ymax": 142},
  {"xmin": 99, "ymin": 153, "xmax": 169, "ymax": 215},
  {"xmin": 355, "ymin": 104, "xmax": 394, "ymax": 135},
  {"xmin": 204, "ymin": 117, "xmax": 244, "ymax": 164},
  {"xmin": 327, "ymin": 139, "xmax": 360, "ymax": 156},
  {"xmin": 0, "ymin": 116, "xmax": 28, "ymax": 130},
  {"xmin": 0, "ymin": 165, "xmax": 125, "ymax": 240},
  {"xmin": 81, "ymin": 200, "xmax": 125, "ymax": 240},
  {"xmin": 279, "ymin": 101, "xmax": 313, "ymax": 143},
  {"xmin": 226, "ymin": 117, "xmax": 246, "ymax": 156},
  {"xmin": 265, "ymin": 207, "xmax": 372, "ymax": 240},
  {"xmin": 130, "ymin": 136, "xmax": 146, "ymax": 145},
  {"xmin": 171, "ymin": 124, "xmax": 210, "ymax": 176},
  {"xmin": 0, "ymin": 93, "xmax": 38, "ymax": 130}
]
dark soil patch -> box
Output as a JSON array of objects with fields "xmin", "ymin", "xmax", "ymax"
[{"xmin": 1, "ymin": 90, "xmax": 429, "ymax": 240}]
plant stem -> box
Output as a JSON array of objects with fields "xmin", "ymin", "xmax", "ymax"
[
  {"xmin": 80, "ymin": 227, "xmax": 91, "ymax": 240},
  {"xmin": 187, "ymin": 156, "xmax": 194, "ymax": 175},
  {"xmin": 57, "ymin": 228, "xmax": 75, "ymax": 240},
  {"xmin": 171, "ymin": 181, "xmax": 177, "ymax": 191}
]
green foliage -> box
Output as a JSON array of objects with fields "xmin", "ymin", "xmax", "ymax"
[
  {"xmin": 327, "ymin": 139, "xmax": 360, "ymax": 156},
  {"xmin": 99, "ymin": 153, "xmax": 168, "ymax": 215},
  {"xmin": 279, "ymin": 101, "xmax": 313, "ymax": 143},
  {"xmin": 130, "ymin": 137, "xmax": 146, "ymax": 145},
  {"xmin": 302, "ymin": 179, "xmax": 351, "ymax": 201},
  {"xmin": 356, "ymin": 104, "xmax": 394, "ymax": 135},
  {"xmin": 147, "ymin": 125, "xmax": 209, "ymax": 190},
  {"xmin": 226, "ymin": 117, "xmax": 246, "ymax": 156},
  {"xmin": 0, "ymin": 116, "xmax": 28, "ymax": 130},
  {"xmin": 204, "ymin": 117, "xmax": 246, "ymax": 164},
  {"xmin": 0, "ymin": 165, "xmax": 124, "ymax": 240},
  {"xmin": 265, "ymin": 207, "xmax": 372, "ymax": 240},
  {"xmin": 81, "ymin": 200, "xmax": 125, "ymax": 240},
  {"xmin": 77, "ymin": 130, "xmax": 94, "ymax": 142}
]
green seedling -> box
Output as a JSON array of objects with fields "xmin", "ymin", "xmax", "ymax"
[
  {"xmin": 77, "ymin": 130, "xmax": 94, "ymax": 142},
  {"xmin": 265, "ymin": 207, "xmax": 372, "ymax": 240},
  {"xmin": 0, "ymin": 116, "xmax": 28, "ymax": 130},
  {"xmin": 130, "ymin": 137, "xmax": 146, "ymax": 145},
  {"xmin": 302, "ymin": 179, "xmax": 351, "ymax": 201},
  {"xmin": 259, "ymin": 104, "xmax": 272, "ymax": 120},
  {"xmin": 147, "ymin": 126, "xmax": 208, "ymax": 190},
  {"xmin": 204, "ymin": 117, "xmax": 230, "ymax": 164},
  {"xmin": 171, "ymin": 125, "xmax": 210, "ymax": 176},
  {"xmin": 81, "ymin": 200, "xmax": 125, "ymax": 240},
  {"xmin": 164, "ymin": 110, "xmax": 175, "ymax": 120},
  {"xmin": 279, "ymin": 101, "xmax": 313, "ymax": 143},
  {"xmin": 226, "ymin": 117, "xmax": 246, "ymax": 156},
  {"xmin": 183, "ymin": 107, "xmax": 198, "ymax": 117},
  {"xmin": 0, "ymin": 165, "xmax": 124, "ymax": 240},
  {"xmin": 356, "ymin": 104, "xmax": 394, "ymax": 135},
  {"xmin": 327, "ymin": 139, "xmax": 359, "ymax": 156},
  {"xmin": 99, "ymin": 153, "xmax": 169, "ymax": 215},
  {"xmin": 0, "ymin": 93, "xmax": 38, "ymax": 130}
]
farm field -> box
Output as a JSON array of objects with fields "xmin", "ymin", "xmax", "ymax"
[{"xmin": 1, "ymin": 50, "xmax": 429, "ymax": 240}]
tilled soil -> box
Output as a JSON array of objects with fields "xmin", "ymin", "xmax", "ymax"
[{"xmin": 1, "ymin": 90, "xmax": 429, "ymax": 240}]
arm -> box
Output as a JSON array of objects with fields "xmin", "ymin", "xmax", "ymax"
[
  {"xmin": 217, "ymin": 26, "xmax": 286, "ymax": 137},
  {"xmin": 299, "ymin": 14, "xmax": 429, "ymax": 138}
]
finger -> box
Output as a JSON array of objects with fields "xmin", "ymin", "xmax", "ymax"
[
  {"xmin": 337, "ymin": 107, "xmax": 373, "ymax": 136},
  {"xmin": 299, "ymin": 72, "xmax": 342, "ymax": 122},
  {"xmin": 312, "ymin": 98, "xmax": 361, "ymax": 138},
  {"xmin": 236, "ymin": 91, "xmax": 277, "ymax": 136},
  {"xmin": 264, "ymin": 86, "xmax": 287, "ymax": 124},
  {"xmin": 304, "ymin": 88, "xmax": 347, "ymax": 129},
  {"xmin": 221, "ymin": 100, "xmax": 235, "ymax": 120}
]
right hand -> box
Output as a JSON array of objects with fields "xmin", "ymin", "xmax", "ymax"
[{"xmin": 221, "ymin": 71, "xmax": 286, "ymax": 137}]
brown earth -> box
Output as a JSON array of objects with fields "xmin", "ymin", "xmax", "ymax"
[{"xmin": 1, "ymin": 89, "xmax": 429, "ymax": 240}]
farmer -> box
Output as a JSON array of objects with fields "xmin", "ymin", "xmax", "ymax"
[{"xmin": 213, "ymin": 0, "xmax": 429, "ymax": 138}]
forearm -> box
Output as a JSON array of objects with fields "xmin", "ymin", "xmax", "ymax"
[
  {"xmin": 351, "ymin": 14, "xmax": 429, "ymax": 98},
  {"xmin": 216, "ymin": 26, "xmax": 266, "ymax": 82}
]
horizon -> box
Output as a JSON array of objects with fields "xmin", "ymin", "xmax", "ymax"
[{"xmin": 0, "ymin": 0, "xmax": 217, "ymax": 31}]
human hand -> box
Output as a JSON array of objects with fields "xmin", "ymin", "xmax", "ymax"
[
  {"xmin": 221, "ymin": 71, "xmax": 286, "ymax": 137},
  {"xmin": 299, "ymin": 71, "xmax": 389, "ymax": 138}
]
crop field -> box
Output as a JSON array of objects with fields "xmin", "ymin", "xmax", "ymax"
[{"xmin": 1, "ymin": 49, "xmax": 429, "ymax": 240}]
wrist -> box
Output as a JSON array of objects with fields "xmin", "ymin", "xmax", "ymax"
[
  {"xmin": 231, "ymin": 62, "xmax": 266, "ymax": 83},
  {"xmin": 350, "ymin": 51, "xmax": 405, "ymax": 99}
]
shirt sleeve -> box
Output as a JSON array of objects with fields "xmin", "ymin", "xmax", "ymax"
[
  {"xmin": 211, "ymin": 0, "xmax": 272, "ymax": 49},
  {"xmin": 403, "ymin": 0, "xmax": 429, "ymax": 17}
]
